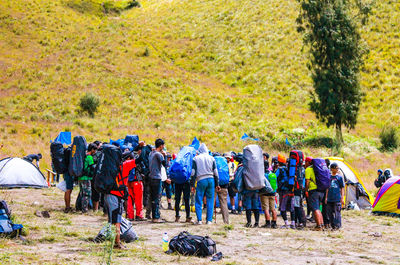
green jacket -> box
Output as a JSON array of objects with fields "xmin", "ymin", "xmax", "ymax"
[{"xmin": 78, "ymin": 155, "xmax": 94, "ymax": 181}]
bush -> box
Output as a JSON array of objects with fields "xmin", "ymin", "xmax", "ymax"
[
  {"xmin": 79, "ymin": 92, "xmax": 100, "ymax": 117},
  {"xmin": 379, "ymin": 125, "xmax": 399, "ymax": 151}
]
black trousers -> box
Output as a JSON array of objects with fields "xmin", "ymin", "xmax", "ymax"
[{"xmin": 175, "ymin": 182, "xmax": 191, "ymax": 218}]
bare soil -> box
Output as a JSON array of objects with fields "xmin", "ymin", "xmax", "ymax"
[{"xmin": 1, "ymin": 187, "xmax": 400, "ymax": 265}]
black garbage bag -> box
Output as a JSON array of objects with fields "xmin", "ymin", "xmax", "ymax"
[{"xmin": 167, "ymin": 231, "xmax": 216, "ymax": 257}]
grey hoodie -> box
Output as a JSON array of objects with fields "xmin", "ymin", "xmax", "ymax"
[{"xmin": 190, "ymin": 143, "xmax": 219, "ymax": 187}]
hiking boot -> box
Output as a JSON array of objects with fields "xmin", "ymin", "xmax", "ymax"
[
  {"xmin": 64, "ymin": 207, "xmax": 74, "ymax": 213},
  {"xmin": 290, "ymin": 224, "xmax": 296, "ymax": 229},
  {"xmin": 135, "ymin": 216, "xmax": 147, "ymax": 221},
  {"xmin": 145, "ymin": 213, "xmax": 151, "ymax": 220},
  {"xmin": 324, "ymin": 224, "xmax": 331, "ymax": 230},
  {"xmin": 261, "ymin": 223, "xmax": 271, "ymax": 228},
  {"xmin": 271, "ymin": 222, "xmax": 277, "ymax": 229},
  {"xmin": 253, "ymin": 223, "xmax": 259, "ymax": 228},
  {"xmin": 245, "ymin": 223, "xmax": 252, "ymax": 228},
  {"xmin": 296, "ymin": 223, "xmax": 304, "ymax": 230},
  {"xmin": 313, "ymin": 225, "xmax": 323, "ymax": 231},
  {"xmin": 280, "ymin": 225, "xmax": 289, "ymax": 229},
  {"xmin": 230, "ymin": 210, "xmax": 237, "ymax": 215},
  {"xmin": 152, "ymin": 218, "xmax": 165, "ymax": 223},
  {"xmin": 114, "ymin": 243, "xmax": 126, "ymax": 250},
  {"xmin": 185, "ymin": 217, "xmax": 192, "ymax": 223},
  {"xmin": 175, "ymin": 216, "xmax": 180, "ymax": 223},
  {"xmin": 193, "ymin": 220, "xmax": 203, "ymax": 225},
  {"xmin": 237, "ymin": 209, "xmax": 242, "ymax": 215},
  {"xmin": 168, "ymin": 204, "xmax": 173, "ymax": 210}
]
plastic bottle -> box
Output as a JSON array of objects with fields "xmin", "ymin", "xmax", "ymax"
[{"xmin": 162, "ymin": 232, "xmax": 169, "ymax": 252}]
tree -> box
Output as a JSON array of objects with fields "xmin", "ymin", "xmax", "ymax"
[{"xmin": 296, "ymin": 0, "xmax": 370, "ymax": 144}]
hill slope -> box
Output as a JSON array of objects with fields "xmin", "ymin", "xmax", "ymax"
[{"xmin": 0, "ymin": 0, "xmax": 399, "ymax": 185}]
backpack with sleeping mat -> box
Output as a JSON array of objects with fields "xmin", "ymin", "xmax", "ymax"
[
  {"xmin": 288, "ymin": 150, "xmax": 304, "ymax": 191},
  {"xmin": 312, "ymin": 158, "xmax": 331, "ymax": 191}
]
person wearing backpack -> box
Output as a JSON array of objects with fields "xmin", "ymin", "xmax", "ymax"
[
  {"xmin": 91, "ymin": 141, "xmax": 103, "ymax": 212},
  {"xmin": 304, "ymin": 157, "xmax": 314, "ymax": 221},
  {"xmin": 174, "ymin": 174, "xmax": 192, "ymax": 223},
  {"xmin": 305, "ymin": 158, "xmax": 329, "ymax": 231},
  {"xmin": 214, "ymin": 155, "xmax": 230, "ymax": 224},
  {"xmin": 276, "ymin": 155, "xmax": 295, "ymax": 229},
  {"xmin": 325, "ymin": 163, "xmax": 345, "ymax": 230},
  {"xmin": 78, "ymin": 143, "xmax": 97, "ymax": 213},
  {"xmin": 190, "ymin": 143, "xmax": 220, "ymax": 225},
  {"xmin": 149, "ymin": 139, "xmax": 168, "ymax": 223},
  {"xmin": 162, "ymin": 153, "xmax": 174, "ymax": 210},
  {"xmin": 260, "ymin": 171, "xmax": 277, "ymax": 228},
  {"xmin": 294, "ymin": 165, "xmax": 306, "ymax": 229}
]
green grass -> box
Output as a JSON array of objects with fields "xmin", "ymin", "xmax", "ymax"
[{"xmin": 0, "ymin": 0, "xmax": 399, "ymax": 189}]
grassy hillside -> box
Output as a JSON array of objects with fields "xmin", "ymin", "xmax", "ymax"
[{"xmin": 0, "ymin": 0, "xmax": 399, "ymax": 189}]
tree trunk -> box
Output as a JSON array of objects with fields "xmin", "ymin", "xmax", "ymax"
[{"xmin": 335, "ymin": 123, "xmax": 344, "ymax": 145}]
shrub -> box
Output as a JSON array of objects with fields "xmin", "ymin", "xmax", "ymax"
[
  {"xmin": 379, "ymin": 125, "xmax": 399, "ymax": 151},
  {"xmin": 79, "ymin": 92, "xmax": 100, "ymax": 117}
]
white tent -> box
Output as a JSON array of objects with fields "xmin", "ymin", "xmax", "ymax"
[{"xmin": 0, "ymin": 157, "xmax": 48, "ymax": 188}]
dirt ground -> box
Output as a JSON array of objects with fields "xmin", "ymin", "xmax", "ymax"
[{"xmin": 1, "ymin": 187, "xmax": 400, "ymax": 265}]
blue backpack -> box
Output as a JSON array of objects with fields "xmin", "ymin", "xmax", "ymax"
[
  {"xmin": 276, "ymin": 166, "xmax": 294, "ymax": 191},
  {"xmin": 312, "ymin": 158, "xmax": 331, "ymax": 191},
  {"xmin": 123, "ymin": 135, "xmax": 139, "ymax": 151},
  {"xmin": 215, "ymin": 156, "xmax": 229, "ymax": 186},
  {"xmin": 169, "ymin": 146, "xmax": 196, "ymax": 184},
  {"xmin": 232, "ymin": 165, "xmax": 244, "ymax": 193}
]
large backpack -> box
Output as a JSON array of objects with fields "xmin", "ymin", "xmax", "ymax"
[
  {"xmin": 95, "ymin": 217, "xmax": 138, "ymax": 243},
  {"xmin": 243, "ymin": 145, "xmax": 265, "ymax": 190},
  {"xmin": 0, "ymin": 200, "xmax": 23, "ymax": 238},
  {"xmin": 276, "ymin": 166, "xmax": 293, "ymax": 191},
  {"xmin": 168, "ymin": 231, "xmax": 216, "ymax": 257},
  {"xmin": 232, "ymin": 165, "xmax": 244, "ymax": 193},
  {"xmin": 215, "ymin": 156, "xmax": 229, "ymax": 186},
  {"xmin": 50, "ymin": 142, "xmax": 67, "ymax": 174},
  {"xmin": 169, "ymin": 146, "xmax": 196, "ymax": 184},
  {"xmin": 68, "ymin": 135, "xmax": 87, "ymax": 178},
  {"xmin": 94, "ymin": 144, "xmax": 123, "ymax": 194},
  {"xmin": 312, "ymin": 158, "xmax": 331, "ymax": 191},
  {"xmin": 288, "ymin": 150, "xmax": 304, "ymax": 191},
  {"xmin": 122, "ymin": 135, "xmax": 139, "ymax": 151},
  {"xmin": 267, "ymin": 172, "xmax": 277, "ymax": 193},
  {"xmin": 135, "ymin": 145, "xmax": 152, "ymax": 178}
]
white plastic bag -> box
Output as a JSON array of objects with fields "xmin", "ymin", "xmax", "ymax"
[
  {"xmin": 56, "ymin": 180, "xmax": 67, "ymax": 192},
  {"xmin": 161, "ymin": 166, "xmax": 167, "ymax": 181}
]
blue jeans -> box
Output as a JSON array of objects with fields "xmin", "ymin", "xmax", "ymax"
[
  {"xmin": 243, "ymin": 191, "xmax": 260, "ymax": 210},
  {"xmin": 195, "ymin": 178, "xmax": 215, "ymax": 222},
  {"xmin": 150, "ymin": 179, "xmax": 162, "ymax": 219}
]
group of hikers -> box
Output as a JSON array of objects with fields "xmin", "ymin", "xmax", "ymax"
[{"xmin": 46, "ymin": 135, "xmax": 351, "ymax": 249}]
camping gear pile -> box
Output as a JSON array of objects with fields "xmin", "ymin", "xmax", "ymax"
[{"xmin": 167, "ymin": 231, "xmax": 216, "ymax": 257}]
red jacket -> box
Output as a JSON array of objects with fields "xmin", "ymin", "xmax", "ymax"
[{"xmin": 111, "ymin": 159, "xmax": 136, "ymax": 198}]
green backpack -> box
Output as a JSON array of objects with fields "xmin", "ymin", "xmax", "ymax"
[{"xmin": 267, "ymin": 172, "xmax": 277, "ymax": 193}]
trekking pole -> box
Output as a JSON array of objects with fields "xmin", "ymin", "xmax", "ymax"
[{"xmin": 214, "ymin": 205, "xmax": 217, "ymax": 224}]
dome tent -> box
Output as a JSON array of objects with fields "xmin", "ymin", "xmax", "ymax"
[
  {"xmin": 325, "ymin": 157, "xmax": 372, "ymax": 210},
  {"xmin": 372, "ymin": 176, "xmax": 400, "ymax": 217},
  {"xmin": 0, "ymin": 157, "xmax": 48, "ymax": 188}
]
